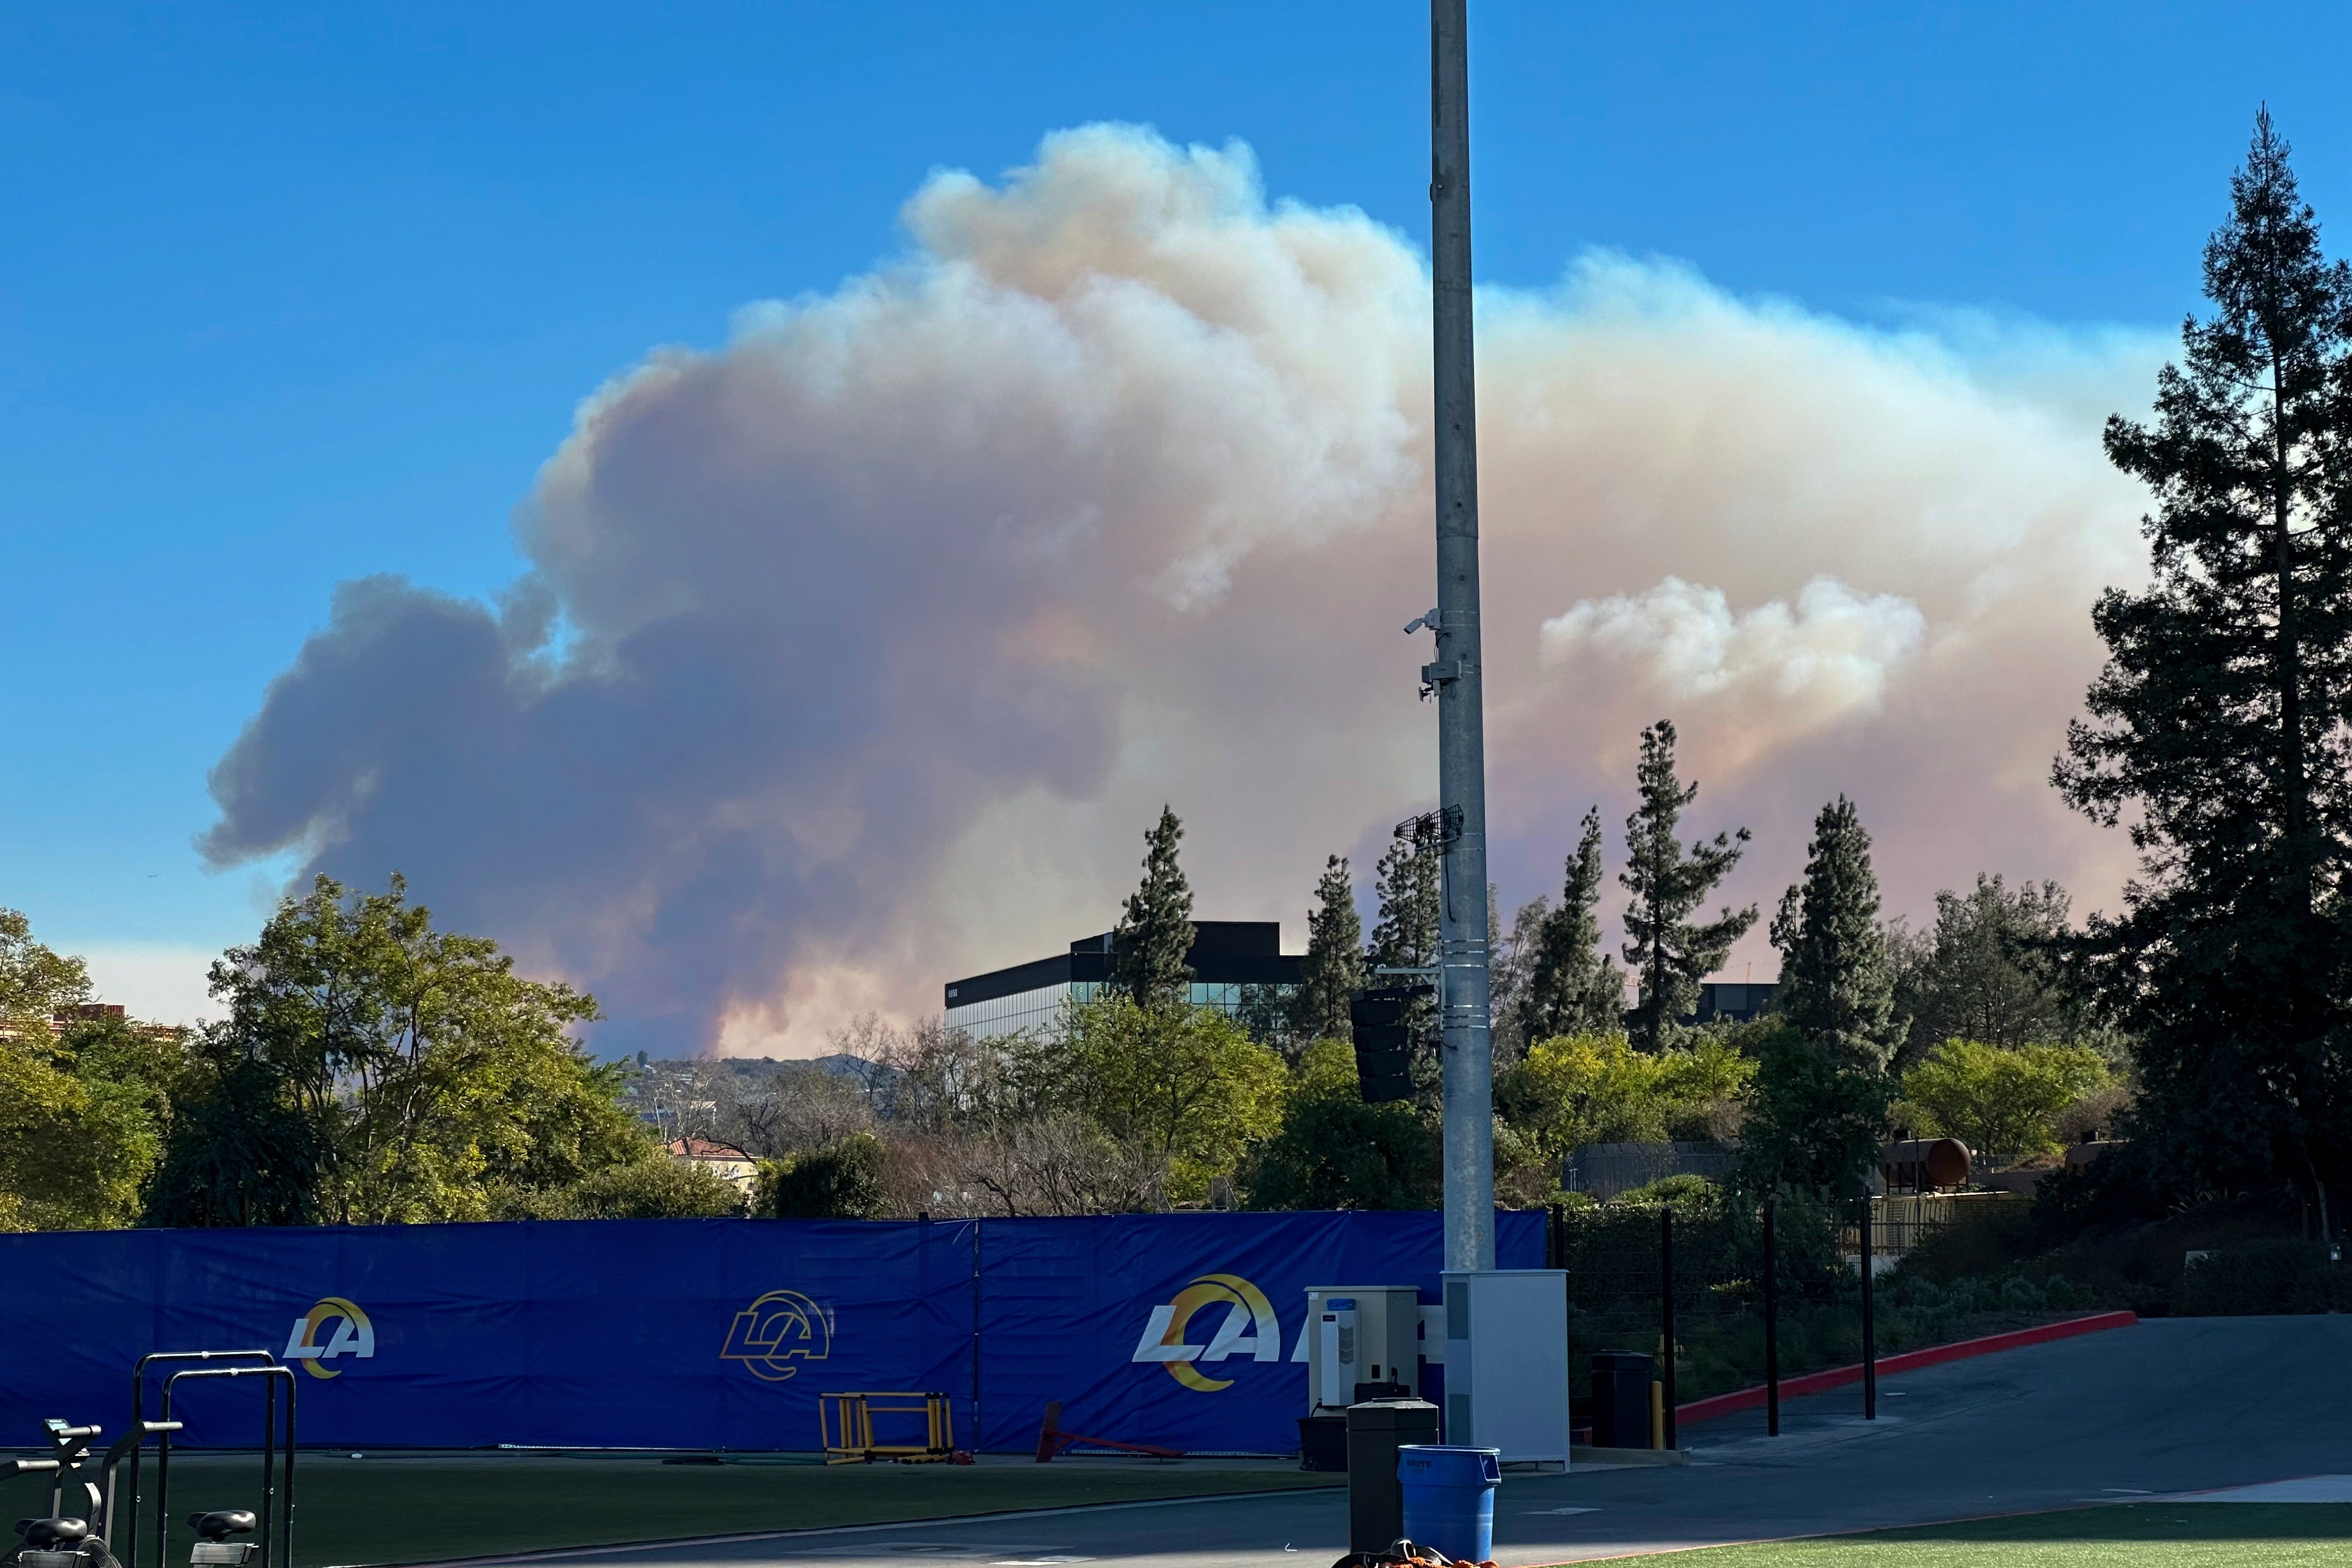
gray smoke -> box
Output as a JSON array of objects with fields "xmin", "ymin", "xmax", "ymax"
[{"xmin": 203, "ymin": 124, "xmax": 2164, "ymax": 1054}]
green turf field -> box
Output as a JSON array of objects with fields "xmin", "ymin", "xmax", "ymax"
[
  {"xmin": 1650, "ymin": 1504, "xmax": 2352, "ymax": 1567},
  {"xmin": 16, "ymin": 1452, "xmax": 1334, "ymax": 1568}
]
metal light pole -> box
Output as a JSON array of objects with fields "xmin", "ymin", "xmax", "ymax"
[{"xmin": 1425, "ymin": 0, "xmax": 1494, "ymax": 1273}]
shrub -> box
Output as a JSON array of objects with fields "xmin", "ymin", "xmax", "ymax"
[
  {"xmin": 2173, "ymin": 1239, "xmax": 2349, "ymax": 1315},
  {"xmin": 757, "ymin": 1133, "xmax": 890, "ymax": 1219},
  {"xmin": 488, "ymin": 1148, "xmax": 748, "ymax": 1220}
]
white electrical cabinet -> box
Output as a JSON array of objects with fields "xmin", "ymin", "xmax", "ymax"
[
  {"xmin": 1439, "ymin": 1269, "xmax": 1570, "ymax": 1465},
  {"xmin": 1301, "ymin": 1286, "xmax": 1423, "ymax": 1413}
]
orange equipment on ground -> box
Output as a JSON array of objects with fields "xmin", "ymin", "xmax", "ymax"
[{"xmin": 1032, "ymin": 1401, "xmax": 1183, "ymax": 1462}]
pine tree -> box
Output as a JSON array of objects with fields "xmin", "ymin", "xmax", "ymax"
[
  {"xmin": 2056, "ymin": 111, "xmax": 2352, "ymax": 1225},
  {"xmin": 1619, "ymin": 721, "xmax": 1756, "ymax": 1051},
  {"xmin": 1288, "ymin": 855, "xmax": 1364, "ymax": 1044},
  {"xmin": 1489, "ymin": 892, "xmax": 1545, "ymax": 1065},
  {"xmin": 1367, "ymin": 824, "xmax": 1443, "ymax": 1097},
  {"xmin": 1517, "ymin": 807, "xmax": 1627, "ymax": 1046},
  {"xmin": 1770, "ymin": 796, "xmax": 1902, "ymax": 1070},
  {"xmin": 1731, "ymin": 799, "xmax": 1902, "ymax": 1199},
  {"xmin": 1108, "ymin": 806, "xmax": 1196, "ymax": 1012}
]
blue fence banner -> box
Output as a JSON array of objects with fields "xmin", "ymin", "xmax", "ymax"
[{"xmin": 0, "ymin": 1212, "xmax": 1544, "ymax": 1456}]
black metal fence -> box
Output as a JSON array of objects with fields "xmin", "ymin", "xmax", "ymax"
[
  {"xmin": 1544, "ymin": 1192, "xmax": 1869, "ymax": 1441},
  {"xmin": 1542, "ymin": 1188, "xmax": 2049, "ymax": 1446}
]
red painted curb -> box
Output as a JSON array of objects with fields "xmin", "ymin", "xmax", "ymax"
[{"xmin": 1675, "ymin": 1309, "xmax": 2140, "ymax": 1427}]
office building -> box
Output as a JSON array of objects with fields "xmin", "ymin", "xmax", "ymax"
[{"xmin": 944, "ymin": 921, "xmax": 1302, "ymax": 1040}]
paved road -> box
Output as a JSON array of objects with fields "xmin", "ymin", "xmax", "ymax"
[{"xmin": 483, "ymin": 1317, "xmax": 2352, "ymax": 1568}]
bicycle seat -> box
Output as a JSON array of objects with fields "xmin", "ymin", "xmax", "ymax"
[
  {"xmin": 188, "ymin": 1513, "xmax": 256, "ymax": 1542},
  {"xmin": 16, "ymin": 1518, "xmax": 90, "ymax": 1548}
]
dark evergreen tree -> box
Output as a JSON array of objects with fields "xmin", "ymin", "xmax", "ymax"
[
  {"xmin": 1620, "ymin": 721, "xmax": 1756, "ymax": 1051},
  {"xmin": 1108, "ymin": 806, "xmax": 1196, "ymax": 1011},
  {"xmin": 1770, "ymin": 796, "xmax": 1902, "ymax": 1070},
  {"xmin": 2056, "ymin": 111, "xmax": 2352, "ymax": 1228},
  {"xmin": 1732, "ymin": 1025, "xmax": 1892, "ymax": 1200},
  {"xmin": 1517, "ymin": 807, "xmax": 1628, "ymax": 1045},
  {"xmin": 1367, "ymin": 822, "xmax": 1443, "ymax": 1097},
  {"xmin": 1288, "ymin": 855, "xmax": 1363, "ymax": 1044},
  {"xmin": 1738, "ymin": 799, "xmax": 1899, "ymax": 1199}
]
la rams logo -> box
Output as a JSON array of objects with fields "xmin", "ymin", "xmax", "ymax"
[
  {"xmin": 1130, "ymin": 1273, "xmax": 1281, "ymax": 1392},
  {"xmin": 284, "ymin": 1297, "xmax": 374, "ymax": 1380},
  {"xmin": 720, "ymin": 1290, "xmax": 832, "ymax": 1382}
]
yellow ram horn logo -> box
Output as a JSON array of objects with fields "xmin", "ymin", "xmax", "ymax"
[{"xmin": 1130, "ymin": 1273, "xmax": 1282, "ymax": 1392}]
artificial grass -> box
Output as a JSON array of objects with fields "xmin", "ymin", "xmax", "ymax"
[
  {"xmin": 54, "ymin": 1451, "xmax": 1335, "ymax": 1568},
  {"xmin": 1644, "ymin": 1503, "xmax": 2352, "ymax": 1567}
]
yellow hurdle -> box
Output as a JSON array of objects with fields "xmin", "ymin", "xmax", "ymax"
[{"xmin": 819, "ymin": 1391, "xmax": 956, "ymax": 1464}]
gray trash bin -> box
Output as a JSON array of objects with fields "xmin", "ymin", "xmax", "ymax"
[
  {"xmin": 1587, "ymin": 1349, "xmax": 1655, "ymax": 1449},
  {"xmin": 1346, "ymin": 1398, "xmax": 1439, "ymax": 1552}
]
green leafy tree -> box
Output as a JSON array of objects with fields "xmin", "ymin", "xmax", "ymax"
[
  {"xmin": 1518, "ymin": 808, "xmax": 1628, "ymax": 1047},
  {"xmin": 1494, "ymin": 1032, "xmax": 1755, "ymax": 1168},
  {"xmin": 1108, "ymin": 806, "xmax": 1196, "ymax": 1011},
  {"xmin": 1288, "ymin": 856, "xmax": 1364, "ymax": 1046},
  {"xmin": 1890, "ymin": 875, "xmax": 2084, "ymax": 1066},
  {"xmin": 2054, "ymin": 112, "xmax": 2352, "ymax": 1226},
  {"xmin": 1056, "ymin": 993, "xmax": 1286, "ymax": 1199},
  {"xmin": 0, "ymin": 914, "xmax": 187, "ymax": 1231},
  {"xmin": 158, "ymin": 874, "xmax": 646, "ymax": 1225},
  {"xmin": 1620, "ymin": 721, "xmax": 1755, "ymax": 1051},
  {"xmin": 1899, "ymin": 1040, "xmax": 2113, "ymax": 1169},
  {"xmin": 0, "ymin": 907, "xmax": 92, "ymax": 1024},
  {"xmin": 0, "ymin": 1039, "xmax": 161, "ymax": 1231},
  {"xmin": 1246, "ymin": 1040, "xmax": 1440, "ymax": 1210}
]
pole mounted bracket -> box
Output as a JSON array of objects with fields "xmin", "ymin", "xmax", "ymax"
[
  {"xmin": 1418, "ymin": 657, "xmax": 1469, "ymax": 699},
  {"xmin": 1394, "ymin": 805, "xmax": 1465, "ymax": 848}
]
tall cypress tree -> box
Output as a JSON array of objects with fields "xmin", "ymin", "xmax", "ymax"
[
  {"xmin": 1289, "ymin": 855, "xmax": 1364, "ymax": 1044},
  {"xmin": 1620, "ymin": 721, "xmax": 1756, "ymax": 1051},
  {"xmin": 1770, "ymin": 796, "xmax": 1902, "ymax": 1069},
  {"xmin": 1517, "ymin": 807, "xmax": 1627, "ymax": 1045},
  {"xmin": 1108, "ymin": 806, "xmax": 1196, "ymax": 1011},
  {"xmin": 2056, "ymin": 111, "xmax": 2352, "ymax": 1224},
  {"xmin": 1734, "ymin": 797, "xmax": 1899, "ymax": 1199}
]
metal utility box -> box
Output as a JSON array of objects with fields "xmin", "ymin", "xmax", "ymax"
[
  {"xmin": 1440, "ymin": 1269, "xmax": 1571, "ymax": 1464},
  {"xmin": 1304, "ymin": 1286, "xmax": 1423, "ymax": 1413}
]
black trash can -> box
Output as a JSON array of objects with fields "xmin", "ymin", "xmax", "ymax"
[
  {"xmin": 1345, "ymin": 1397, "xmax": 1440, "ymax": 1552},
  {"xmin": 1587, "ymin": 1349, "xmax": 1656, "ymax": 1450},
  {"xmin": 1298, "ymin": 1413, "xmax": 1348, "ymax": 1472}
]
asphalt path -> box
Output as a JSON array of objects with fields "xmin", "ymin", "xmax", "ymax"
[{"xmin": 475, "ymin": 1317, "xmax": 2352, "ymax": 1568}]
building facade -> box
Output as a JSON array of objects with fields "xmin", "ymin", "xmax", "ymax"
[{"xmin": 944, "ymin": 921, "xmax": 1302, "ymax": 1040}]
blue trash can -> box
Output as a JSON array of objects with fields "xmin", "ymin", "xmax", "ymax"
[{"xmin": 1396, "ymin": 1444, "xmax": 1500, "ymax": 1562}]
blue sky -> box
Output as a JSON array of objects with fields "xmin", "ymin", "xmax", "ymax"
[{"xmin": 4, "ymin": 1, "xmax": 2346, "ymax": 1019}]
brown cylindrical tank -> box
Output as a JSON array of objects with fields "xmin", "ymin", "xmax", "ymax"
[{"xmin": 1880, "ymin": 1137, "xmax": 1971, "ymax": 1191}]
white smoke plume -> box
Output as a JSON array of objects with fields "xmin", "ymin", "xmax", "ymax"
[{"xmin": 202, "ymin": 124, "xmax": 2164, "ymax": 1055}]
